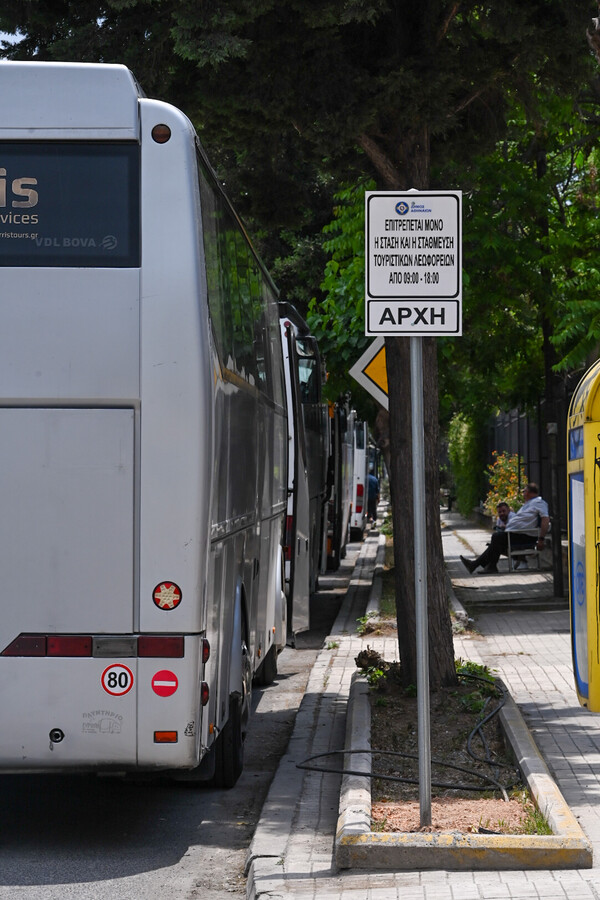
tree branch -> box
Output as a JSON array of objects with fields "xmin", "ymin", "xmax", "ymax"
[
  {"xmin": 436, "ymin": 2, "xmax": 460, "ymax": 46},
  {"xmin": 357, "ymin": 133, "xmax": 402, "ymax": 189},
  {"xmin": 588, "ymin": 9, "xmax": 600, "ymax": 65}
]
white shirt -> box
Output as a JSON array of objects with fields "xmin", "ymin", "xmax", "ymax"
[{"xmin": 506, "ymin": 496, "xmax": 549, "ymax": 531}]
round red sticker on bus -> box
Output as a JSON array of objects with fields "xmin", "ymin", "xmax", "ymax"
[
  {"xmin": 101, "ymin": 664, "xmax": 134, "ymax": 696},
  {"xmin": 153, "ymin": 582, "xmax": 182, "ymax": 610},
  {"xmin": 152, "ymin": 670, "xmax": 178, "ymax": 697}
]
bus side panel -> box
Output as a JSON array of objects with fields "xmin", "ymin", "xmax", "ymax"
[
  {"xmin": 255, "ymin": 404, "xmax": 288, "ymax": 656},
  {"xmin": 136, "ymin": 639, "xmax": 203, "ymax": 767},
  {"xmin": 0, "ymin": 407, "xmax": 134, "ymax": 648},
  {"xmin": 138, "ymin": 100, "xmax": 213, "ymax": 635},
  {"xmin": 0, "ymin": 268, "xmax": 139, "ymax": 401},
  {"xmin": 0, "ymin": 659, "xmax": 137, "ymax": 768}
]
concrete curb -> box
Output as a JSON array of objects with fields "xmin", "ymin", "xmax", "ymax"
[
  {"xmin": 334, "ymin": 674, "xmax": 593, "ymax": 871},
  {"xmin": 365, "ymin": 532, "xmax": 386, "ymax": 619}
]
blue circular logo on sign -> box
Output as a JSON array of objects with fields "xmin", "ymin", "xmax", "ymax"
[
  {"xmin": 395, "ymin": 201, "xmax": 409, "ymax": 215},
  {"xmin": 576, "ymin": 560, "xmax": 585, "ymax": 606}
]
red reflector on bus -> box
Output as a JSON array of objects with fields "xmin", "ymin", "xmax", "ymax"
[
  {"xmin": 138, "ymin": 635, "xmax": 184, "ymax": 658},
  {"xmin": 284, "ymin": 515, "xmax": 293, "ymax": 561},
  {"xmin": 202, "ymin": 639, "xmax": 210, "ymax": 664},
  {"xmin": 154, "ymin": 731, "xmax": 178, "ymax": 743},
  {"xmin": 1, "ymin": 634, "xmax": 46, "ymax": 656},
  {"xmin": 152, "ymin": 124, "xmax": 171, "ymax": 144},
  {"xmin": 47, "ymin": 636, "xmax": 92, "ymax": 657},
  {"xmin": 201, "ymin": 682, "xmax": 209, "ymax": 706}
]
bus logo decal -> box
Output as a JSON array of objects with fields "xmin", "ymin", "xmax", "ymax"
[
  {"xmin": 153, "ymin": 581, "xmax": 182, "ymax": 610},
  {"xmin": 82, "ymin": 710, "xmax": 123, "ymax": 734}
]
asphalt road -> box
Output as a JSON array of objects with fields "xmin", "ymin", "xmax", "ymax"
[{"xmin": 0, "ymin": 545, "xmax": 360, "ymax": 900}]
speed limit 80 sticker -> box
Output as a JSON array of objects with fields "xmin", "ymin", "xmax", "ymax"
[{"xmin": 101, "ymin": 664, "xmax": 134, "ymax": 696}]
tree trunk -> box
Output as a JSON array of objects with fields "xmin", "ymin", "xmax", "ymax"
[{"xmin": 377, "ymin": 122, "xmax": 456, "ymax": 690}]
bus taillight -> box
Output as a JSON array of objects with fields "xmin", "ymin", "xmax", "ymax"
[
  {"xmin": 1, "ymin": 634, "xmax": 45, "ymax": 656},
  {"xmin": 356, "ymin": 483, "xmax": 364, "ymax": 514},
  {"xmin": 47, "ymin": 636, "xmax": 92, "ymax": 656},
  {"xmin": 202, "ymin": 639, "xmax": 210, "ymax": 664},
  {"xmin": 201, "ymin": 682, "xmax": 209, "ymax": 706},
  {"xmin": 138, "ymin": 635, "xmax": 184, "ymax": 658},
  {"xmin": 154, "ymin": 731, "xmax": 178, "ymax": 743}
]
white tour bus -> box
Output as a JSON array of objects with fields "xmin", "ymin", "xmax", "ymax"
[
  {"xmin": 350, "ymin": 420, "xmax": 369, "ymax": 539},
  {"xmin": 279, "ymin": 303, "xmax": 329, "ymax": 638},
  {"xmin": 0, "ymin": 61, "xmax": 288, "ymax": 787},
  {"xmin": 325, "ymin": 400, "xmax": 355, "ymax": 569}
]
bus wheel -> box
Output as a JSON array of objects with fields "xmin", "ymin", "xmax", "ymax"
[{"xmin": 212, "ymin": 692, "xmax": 244, "ymax": 789}]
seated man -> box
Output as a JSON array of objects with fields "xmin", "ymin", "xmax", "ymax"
[
  {"xmin": 460, "ymin": 483, "xmax": 549, "ymax": 574},
  {"xmin": 494, "ymin": 501, "xmax": 513, "ymax": 531}
]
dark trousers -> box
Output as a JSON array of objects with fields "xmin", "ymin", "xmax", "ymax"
[{"xmin": 476, "ymin": 531, "xmax": 536, "ymax": 569}]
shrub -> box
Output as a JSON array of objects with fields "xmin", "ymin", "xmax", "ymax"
[
  {"xmin": 447, "ymin": 413, "xmax": 486, "ymax": 515},
  {"xmin": 484, "ymin": 451, "xmax": 527, "ymax": 516}
]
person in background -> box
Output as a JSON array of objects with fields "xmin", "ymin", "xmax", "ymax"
[
  {"xmin": 460, "ymin": 483, "xmax": 549, "ymax": 574},
  {"xmin": 494, "ymin": 501, "xmax": 514, "ymax": 531},
  {"xmin": 367, "ymin": 466, "xmax": 380, "ymax": 523}
]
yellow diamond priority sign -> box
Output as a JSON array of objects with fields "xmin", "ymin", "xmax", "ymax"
[{"xmin": 349, "ymin": 337, "xmax": 388, "ymax": 410}]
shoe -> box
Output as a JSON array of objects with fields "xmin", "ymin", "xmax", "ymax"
[
  {"xmin": 460, "ymin": 555, "xmax": 477, "ymax": 574},
  {"xmin": 482, "ymin": 564, "xmax": 498, "ymax": 574}
]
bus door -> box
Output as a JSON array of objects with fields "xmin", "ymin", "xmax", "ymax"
[{"xmin": 285, "ymin": 328, "xmax": 311, "ymax": 636}]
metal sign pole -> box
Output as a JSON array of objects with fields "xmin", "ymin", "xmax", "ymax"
[{"xmin": 410, "ymin": 335, "xmax": 431, "ymax": 826}]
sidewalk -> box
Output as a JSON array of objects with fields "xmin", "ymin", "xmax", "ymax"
[{"xmin": 247, "ymin": 512, "xmax": 600, "ymax": 899}]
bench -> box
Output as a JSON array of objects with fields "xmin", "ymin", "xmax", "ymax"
[{"xmin": 506, "ymin": 527, "xmax": 548, "ymax": 571}]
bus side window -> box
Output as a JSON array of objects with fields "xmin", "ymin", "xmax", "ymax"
[
  {"xmin": 198, "ymin": 159, "xmax": 233, "ymax": 365},
  {"xmin": 250, "ymin": 265, "xmax": 268, "ymax": 391},
  {"xmin": 232, "ymin": 232, "xmax": 258, "ymax": 385},
  {"xmin": 266, "ymin": 285, "xmax": 286, "ymax": 408}
]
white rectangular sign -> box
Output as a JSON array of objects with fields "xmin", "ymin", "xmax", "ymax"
[{"xmin": 365, "ymin": 191, "xmax": 462, "ymax": 336}]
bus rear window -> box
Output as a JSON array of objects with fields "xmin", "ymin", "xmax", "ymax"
[{"xmin": 0, "ymin": 142, "xmax": 140, "ymax": 267}]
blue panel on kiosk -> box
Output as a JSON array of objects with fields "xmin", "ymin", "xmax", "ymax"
[{"xmin": 569, "ymin": 472, "xmax": 587, "ymax": 699}]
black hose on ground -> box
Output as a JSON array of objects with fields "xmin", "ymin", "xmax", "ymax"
[{"xmin": 296, "ymin": 671, "xmax": 522, "ymax": 801}]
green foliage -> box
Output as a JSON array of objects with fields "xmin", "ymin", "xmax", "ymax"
[
  {"xmin": 455, "ymin": 658, "xmax": 495, "ymax": 685},
  {"xmin": 484, "ymin": 451, "xmax": 527, "ymax": 517},
  {"xmin": 459, "ymin": 692, "xmax": 487, "ymax": 714},
  {"xmin": 509, "ymin": 789, "xmax": 553, "ymax": 835},
  {"xmin": 447, "ymin": 413, "xmax": 486, "ymax": 515},
  {"xmin": 307, "ymin": 181, "xmax": 375, "ymax": 403},
  {"xmin": 455, "ymin": 658, "xmax": 497, "ymax": 711},
  {"xmin": 365, "ymin": 666, "xmax": 385, "ymax": 688},
  {"xmin": 441, "ymin": 86, "xmax": 600, "ymax": 424},
  {"xmin": 356, "ymin": 611, "xmax": 377, "ymax": 636}
]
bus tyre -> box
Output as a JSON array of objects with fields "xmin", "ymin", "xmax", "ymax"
[
  {"xmin": 213, "ymin": 692, "xmax": 244, "ymax": 789},
  {"xmin": 255, "ymin": 644, "xmax": 278, "ymax": 686}
]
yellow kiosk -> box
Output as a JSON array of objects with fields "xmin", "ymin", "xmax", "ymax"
[{"xmin": 567, "ymin": 358, "xmax": 600, "ymax": 710}]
